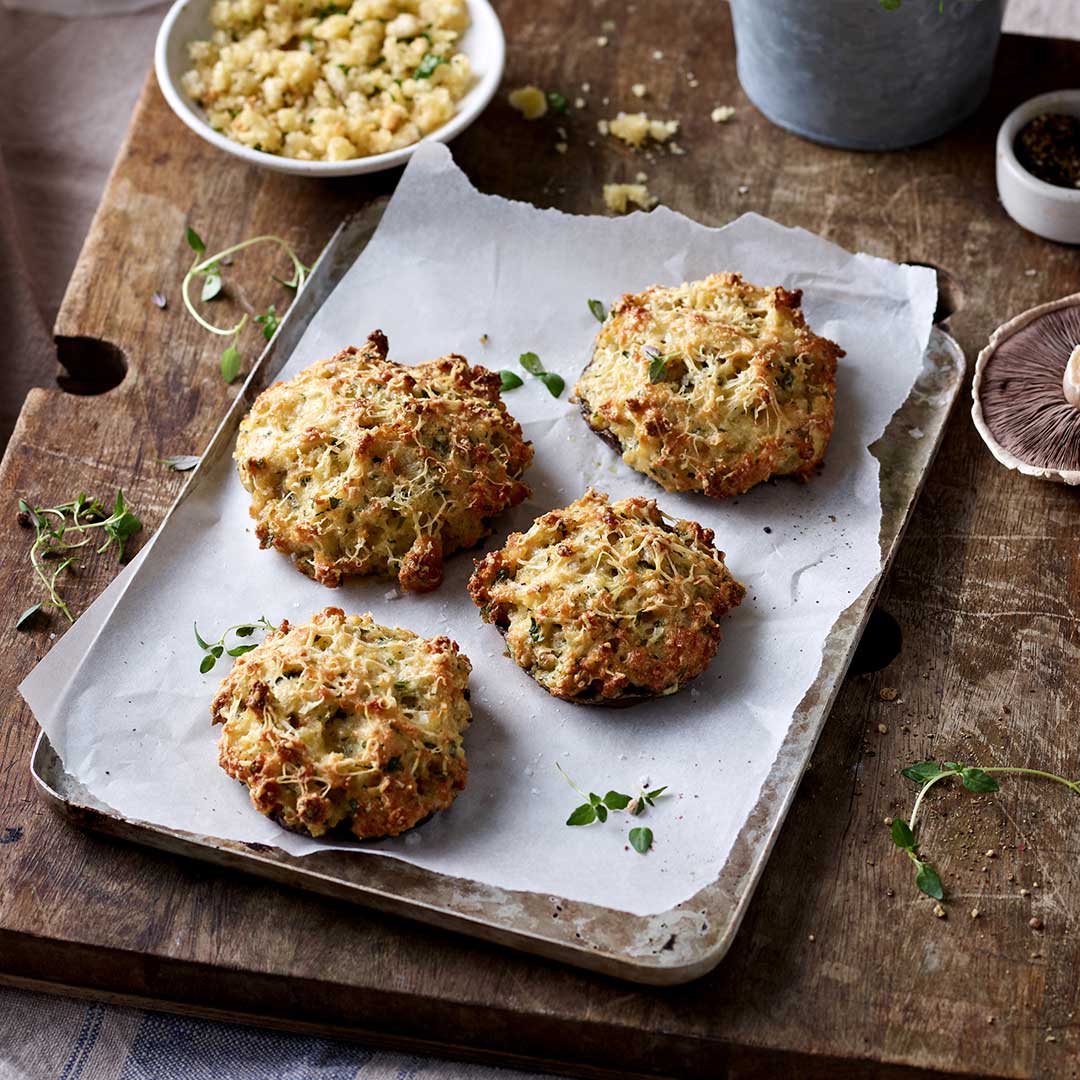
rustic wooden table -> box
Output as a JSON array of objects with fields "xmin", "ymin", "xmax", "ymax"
[{"xmin": 2, "ymin": 7, "xmax": 1078, "ymax": 1077}]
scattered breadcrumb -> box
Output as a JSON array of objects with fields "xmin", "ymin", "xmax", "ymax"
[
  {"xmin": 581, "ymin": 81, "xmax": 591, "ymax": 92},
  {"xmin": 1030, "ymin": 916, "xmax": 1044, "ymax": 930},
  {"xmin": 877, "ymin": 723, "xmax": 888, "ymax": 734},
  {"xmin": 597, "ymin": 35, "xmax": 609, "ymax": 46},
  {"xmin": 668, "ymin": 141, "xmax": 686, "ymax": 156},
  {"xmin": 603, "ymin": 182, "xmax": 658, "ymax": 214},
  {"xmin": 603, "ymin": 111, "xmax": 679, "ymax": 148},
  {"xmin": 652, "ymin": 49, "xmax": 664, "ymax": 60},
  {"xmin": 631, "ymin": 83, "xmax": 647, "ymax": 98},
  {"xmin": 970, "ymin": 908, "xmax": 980, "ymax": 919},
  {"xmin": 635, "ymin": 170, "xmax": 648, "ymax": 183},
  {"xmin": 508, "ymin": 85, "xmax": 547, "ymax": 120},
  {"xmin": 479, "ymin": 333, "xmax": 489, "ymax": 345},
  {"xmin": 574, "ymin": 96, "xmax": 586, "ymax": 109},
  {"xmin": 933, "ymin": 903, "xmax": 946, "ymax": 919},
  {"xmin": 555, "ymin": 142, "xmax": 568, "ymax": 154},
  {"xmin": 711, "ymin": 105, "xmax": 736, "ymax": 123},
  {"xmin": 737, "ymin": 184, "xmax": 749, "ymax": 195},
  {"xmin": 879, "ymin": 686, "xmax": 899, "ymax": 701}
]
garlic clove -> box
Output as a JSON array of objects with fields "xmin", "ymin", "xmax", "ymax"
[{"xmin": 1066, "ymin": 345, "xmax": 1080, "ymax": 410}]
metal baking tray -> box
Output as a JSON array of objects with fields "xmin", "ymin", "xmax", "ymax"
[{"xmin": 31, "ymin": 201, "xmax": 966, "ymax": 985}]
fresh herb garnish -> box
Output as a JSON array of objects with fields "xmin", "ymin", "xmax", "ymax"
[
  {"xmin": 181, "ymin": 226, "xmax": 309, "ymax": 384},
  {"xmin": 546, "ymin": 90, "xmax": 568, "ymax": 114},
  {"xmin": 557, "ymin": 764, "xmax": 669, "ymax": 854},
  {"xmin": 587, "ymin": 298, "xmax": 606, "ymax": 323},
  {"xmin": 539, "ymin": 372, "xmax": 565, "ymax": 397},
  {"xmin": 519, "ymin": 351, "xmax": 544, "ymax": 376},
  {"xmin": 414, "ymin": 53, "xmax": 446, "ymax": 79},
  {"xmin": 643, "ymin": 344, "xmax": 681, "ymax": 383},
  {"xmin": 16, "ymin": 604, "xmax": 42, "ymax": 630},
  {"xmin": 194, "ymin": 616, "xmax": 275, "ymax": 674},
  {"xmin": 201, "ymin": 264, "xmax": 223, "ymax": 301},
  {"xmin": 892, "ymin": 758, "xmax": 1080, "ymax": 901},
  {"xmin": 158, "ymin": 454, "xmax": 201, "ymax": 472},
  {"xmin": 500, "ymin": 351, "xmax": 566, "ymax": 398},
  {"xmin": 254, "ymin": 304, "xmax": 279, "ymax": 341},
  {"xmin": 16, "ymin": 491, "xmax": 142, "ymax": 625},
  {"xmin": 220, "ymin": 343, "xmax": 242, "ymax": 383}
]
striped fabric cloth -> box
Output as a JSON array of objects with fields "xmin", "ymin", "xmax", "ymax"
[{"xmin": 0, "ymin": 987, "xmax": 551, "ymax": 1080}]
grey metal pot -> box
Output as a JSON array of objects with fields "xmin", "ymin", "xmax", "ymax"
[{"xmin": 730, "ymin": 0, "xmax": 1006, "ymax": 151}]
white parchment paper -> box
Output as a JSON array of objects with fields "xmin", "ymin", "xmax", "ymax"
[{"xmin": 21, "ymin": 143, "xmax": 935, "ymax": 915}]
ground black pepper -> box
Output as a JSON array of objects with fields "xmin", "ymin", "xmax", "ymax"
[{"xmin": 1014, "ymin": 113, "xmax": 1080, "ymax": 189}]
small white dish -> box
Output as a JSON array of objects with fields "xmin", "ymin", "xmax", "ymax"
[
  {"xmin": 996, "ymin": 89, "xmax": 1080, "ymax": 244},
  {"xmin": 154, "ymin": 0, "xmax": 505, "ymax": 178}
]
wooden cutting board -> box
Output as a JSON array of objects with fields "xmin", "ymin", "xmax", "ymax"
[{"xmin": 2, "ymin": 7, "xmax": 1079, "ymax": 1077}]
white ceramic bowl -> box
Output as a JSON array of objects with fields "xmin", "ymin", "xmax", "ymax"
[
  {"xmin": 154, "ymin": 0, "xmax": 505, "ymax": 177},
  {"xmin": 996, "ymin": 89, "xmax": 1080, "ymax": 244}
]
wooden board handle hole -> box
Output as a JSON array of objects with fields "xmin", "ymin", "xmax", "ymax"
[{"xmin": 54, "ymin": 336, "xmax": 128, "ymax": 396}]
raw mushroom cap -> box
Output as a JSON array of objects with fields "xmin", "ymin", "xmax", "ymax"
[
  {"xmin": 972, "ymin": 293, "xmax": 1080, "ymax": 485},
  {"xmin": 1065, "ymin": 345, "xmax": 1080, "ymax": 409}
]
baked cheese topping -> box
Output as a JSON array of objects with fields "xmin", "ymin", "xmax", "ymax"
[
  {"xmin": 575, "ymin": 273, "xmax": 843, "ymax": 498},
  {"xmin": 235, "ymin": 331, "xmax": 533, "ymax": 591},
  {"xmin": 213, "ymin": 607, "xmax": 471, "ymax": 839},
  {"xmin": 468, "ymin": 489, "xmax": 745, "ymax": 703}
]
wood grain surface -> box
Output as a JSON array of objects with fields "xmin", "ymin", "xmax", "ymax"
[{"xmin": 2, "ymin": 6, "xmax": 1079, "ymax": 1077}]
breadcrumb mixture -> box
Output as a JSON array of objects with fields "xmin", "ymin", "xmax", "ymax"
[
  {"xmin": 599, "ymin": 111, "xmax": 679, "ymax": 148},
  {"xmin": 181, "ymin": 0, "xmax": 474, "ymax": 162},
  {"xmin": 508, "ymin": 84, "xmax": 547, "ymax": 120},
  {"xmin": 603, "ymin": 182, "xmax": 657, "ymax": 213}
]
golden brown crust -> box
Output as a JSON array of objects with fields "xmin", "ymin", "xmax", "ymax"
[
  {"xmin": 235, "ymin": 331, "xmax": 533, "ymax": 592},
  {"xmin": 468, "ymin": 490, "xmax": 745, "ymax": 704},
  {"xmin": 212, "ymin": 607, "xmax": 471, "ymax": 840},
  {"xmin": 574, "ymin": 273, "xmax": 843, "ymax": 498}
]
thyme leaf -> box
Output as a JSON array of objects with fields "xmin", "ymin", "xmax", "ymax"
[{"xmin": 158, "ymin": 454, "xmax": 201, "ymax": 472}]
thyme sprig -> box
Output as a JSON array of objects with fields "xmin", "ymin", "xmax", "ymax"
[
  {"xmin": 194, "ymin": 616, "xmax": 275, "ymax": 674},
  {"xmin": 891, "ymin": 758, "xmax": 1080, "ymax": 900},
  {"xmin": 182, "ymin": 227, "xmax": 309, "ymax": 384},
  {"xmin": 556, "ymin": 763, "xmax": 667, "ymax": 853},
  {"xmin": 499, "ymin": 351, "xmax": 565, "ymax": 398},
  {"xmin": 16, "ymin": 491, "xmax": 142, "ymax": 626}
]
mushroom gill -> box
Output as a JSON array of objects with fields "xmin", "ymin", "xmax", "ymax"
[{"xmin": 977, "ymin": 301, "xmax": 1080, "ymax": 476}]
